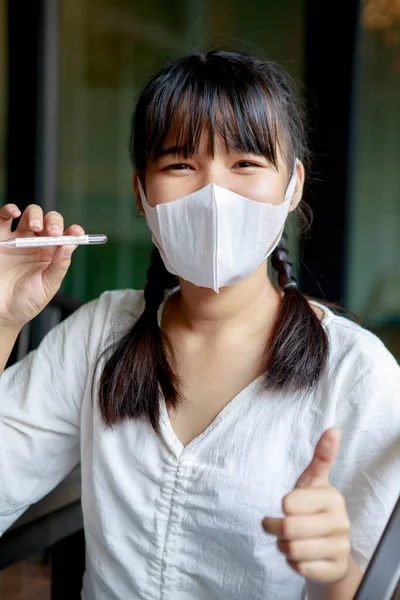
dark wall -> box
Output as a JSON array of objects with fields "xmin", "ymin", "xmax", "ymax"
[{"xmin": 301, "ymin": 0, "xmax": 361, "ymax": 303}]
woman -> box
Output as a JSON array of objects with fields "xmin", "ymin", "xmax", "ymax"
[{"xmin": 0, "ymin": 50, "xmax": 399, "ymax": 600}]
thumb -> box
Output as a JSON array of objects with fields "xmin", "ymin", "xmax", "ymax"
[
  {"xmin": 42, "ymin": 245, "xmax": 76, "ymax": 297},
  {"xmin": 294, "ymin": 427, "xmax": 341, "ymax": 489}
]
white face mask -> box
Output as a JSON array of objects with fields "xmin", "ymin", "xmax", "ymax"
[{"xmin": 139, "ymin": 162, "xmax": 298, "ymax": 293}]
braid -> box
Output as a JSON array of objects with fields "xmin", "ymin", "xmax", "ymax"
[
  {"xmin": 143, "ymin": 247, "xmax": 178, "ymax": 314},
  {"xmin": 270, "ymin": 232, "xmax": 297, "ymax": 291},
  {"xmin": 98, "ymin": 246, "xmax": 180, "ymax": 433},
  {"xmin": 265, "ymin": 232, "xmax": 329, "ymax": 392}
]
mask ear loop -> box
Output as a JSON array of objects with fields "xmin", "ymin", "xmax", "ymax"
[
  {"xmin": 266, "ymin": 159, "xmax": 299, "ymax": 258},
  {"xmin": 285, "ymin": 158, "xmax": 299, "ymax": 203},
  {"xmin": 137, "ymin": 178, "xmax": 167, "ymax": 262},
  {"xmin": 137, "ymin": 179, "xmax": 149, "ymax": 209}
]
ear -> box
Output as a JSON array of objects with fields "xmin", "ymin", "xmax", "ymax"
[
  {"xmin": 133, "ymin": 172, "xmax": 145, "ymax": 216},
  {"xmin": 288, "ymin": 160, "xmax": 305, "ymax": 213}
]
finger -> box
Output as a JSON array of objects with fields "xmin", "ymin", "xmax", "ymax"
[
  {"xmin": 277, "ymin": 535, "xmax": 351, "ymax": 562},
  {"xmin": 64, "ymin": 224, "xmax": 85, "ymax": 236},
  {"xmin": 0, "ymin": 204, "xmax": 21, "ymax": 221},
  {"xmin": 283, "ymin": 513, "xmax": 351, "ymax": 540},
  {"xmin": 264, "ymin": 513, "xmax": 350, "ymax": 540},
  {"xmin": 0, "ymin": 204, "xmax": 21, "ymax": 234},
  {"xmin": 262, "ymin": 517, "xmax": 283, "ymax": 537},
  {"xmin": 295, "ymin": 428, "xmax": 341, "ymax": 489},
  {"xmin": 42, "ymin": 211, "xmax": 65, "ymax": 236},
  {"xmin": 15, "ymin": 204, "xmax": 44, "ymax": 234},
  {"xmin": 286, "ymin": 558, "xmax": 348, "ymax": 583},
  {"xmin": 37, "ymin": 222, "xmax": 84, "ymax": 238},
  {"xmin": 42, "ymin": 244, "xmax": 77, "ymax": 297},
  {"xmin": 282, "ymin": 487, "xmax": 346, "ymax": 515}
]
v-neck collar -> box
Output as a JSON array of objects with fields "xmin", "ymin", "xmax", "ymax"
[{"xmin": 159, "ymin": 376, "xmax": 264, "ymax": 459}]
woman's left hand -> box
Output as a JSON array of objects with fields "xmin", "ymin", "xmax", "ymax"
[{"xmin": 262, "ymin": 428, "xmax": 352, "ymax": 584}]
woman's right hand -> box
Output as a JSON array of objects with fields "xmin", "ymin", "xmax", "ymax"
[{"xmin": 0, "ymin": 203, "xmax": 83, "ymax": 330}]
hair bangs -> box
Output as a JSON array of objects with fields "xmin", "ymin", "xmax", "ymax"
[{"xmin": 135, "ymin": 61, "xmax": 291, "ymax": 175}]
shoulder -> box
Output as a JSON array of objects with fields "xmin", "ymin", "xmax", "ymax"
[
  {"xmin": 311, "ymin": 301, "xmax": 399, "ymax": 431},
  {"xmin": 93, "ymin": 288, "xmax": 145, "ymax": 322},
  {"xmin": 76, "ymin": 289, "xmax": 146, "ymax": 350},
  {"xmin": 40, "ymin": 289, "xmax": 146, "ymax": 364},
  {"xmin": 74, "ymin": 289, "xmax": 145, "ymax": 330},
  {"xmin": 312, "ymin": 301, "xmax": 399, "ymax": 389}
]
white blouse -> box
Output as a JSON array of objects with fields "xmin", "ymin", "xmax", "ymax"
[{"xmin": 0, "ymin": 289, "xmax": 399, "ymax": 600}]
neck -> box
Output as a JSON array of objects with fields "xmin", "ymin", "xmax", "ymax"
[{"xmin": 163, "ymin": 263, "xmax": 282, "ymax": 338}]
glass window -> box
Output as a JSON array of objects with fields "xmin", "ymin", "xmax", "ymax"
[
  {"xmin": 347, "ymin": 1, "xmax": 400, "ymax": 360},
  {"xmin": 57, "ymin": 0, "xmax": 304, "ymax": 302},
  {"xmin": 0, "ymin": 0, "xmax": 7, "ymax": 206}
]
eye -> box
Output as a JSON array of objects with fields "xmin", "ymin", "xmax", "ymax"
[
  {"xmin": 234, "ymin": 161, "xmax": 262, "ymax": 169},
  {"xmin": 163, "ymin": 163, "xmax": 193, "ymax": 171}
]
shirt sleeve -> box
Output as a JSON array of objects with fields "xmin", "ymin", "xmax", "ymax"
[
  {"xmin": 0, "ymin": 296, "xmax": 103, "ymax": 535},
  {"xmin": 306, "ymin": 340, "xmax": 400, "ymax": 599}
]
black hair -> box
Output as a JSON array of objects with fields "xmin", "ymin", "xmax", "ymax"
[{"xmin": 98, "ymin": 49, "xmax": 329, "ymax": 431}]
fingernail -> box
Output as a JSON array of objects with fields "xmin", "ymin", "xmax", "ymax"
[
  {"xmin": 31, "ymin": 220, "xmax": 41, "ymax": 228},
  {"xmin": 50, "ymin": 226, "xmax": 62, "ymax": 234}
]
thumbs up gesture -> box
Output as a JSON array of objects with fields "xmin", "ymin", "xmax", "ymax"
[{"xmin": 262, "ymin": 428, "xmax": 352, "ymax": 584}]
